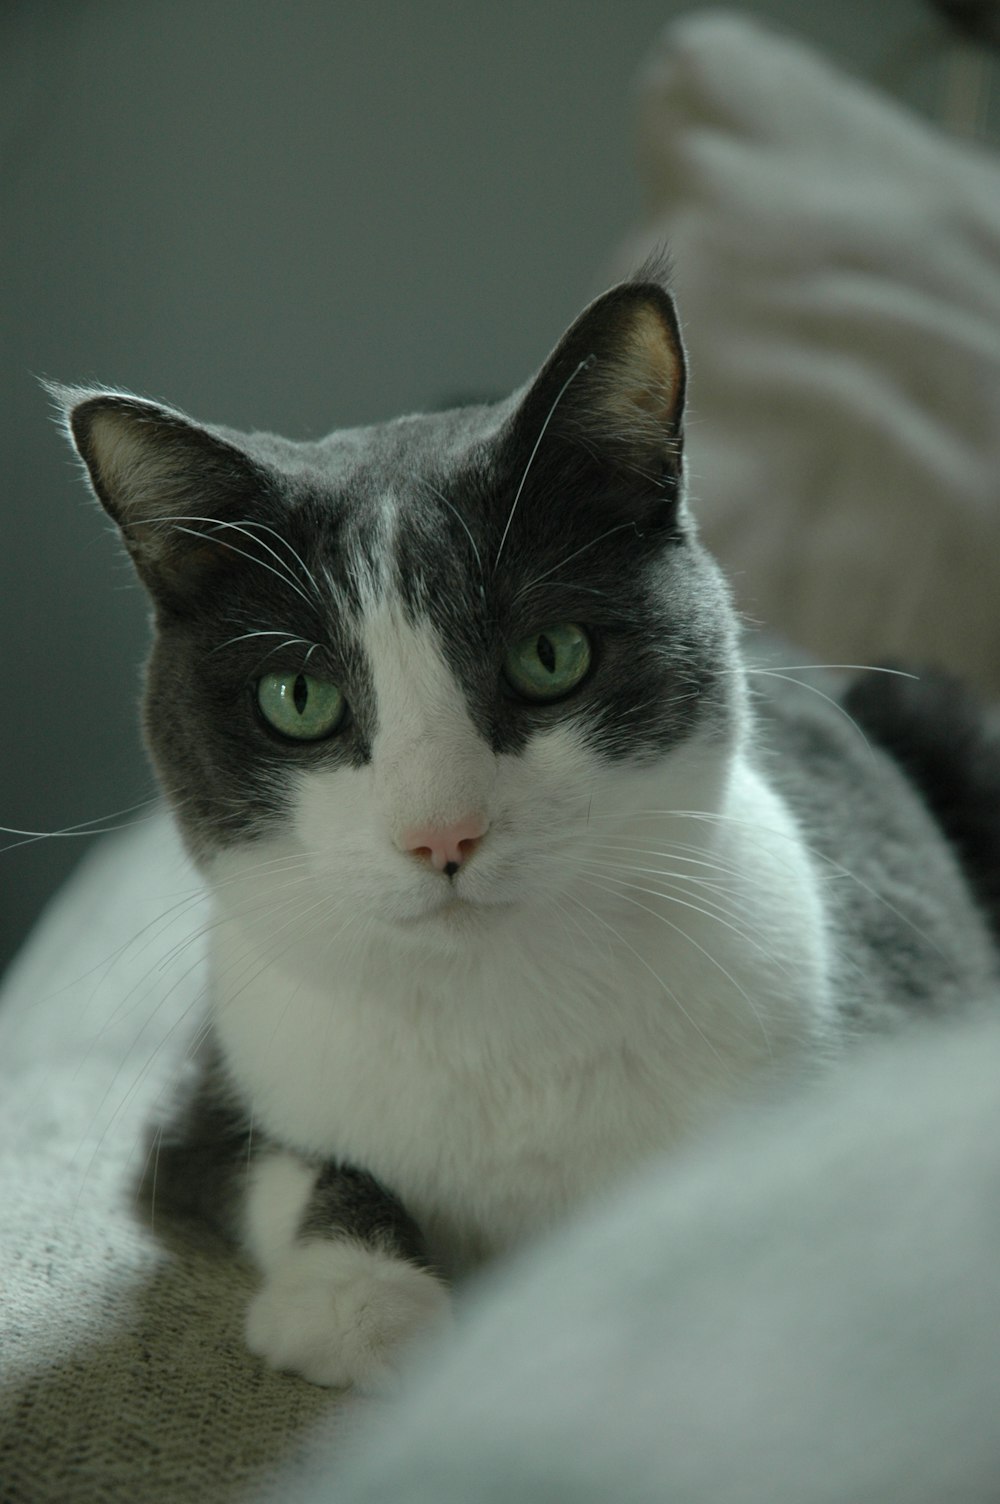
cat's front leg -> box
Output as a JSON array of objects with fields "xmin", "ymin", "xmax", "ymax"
[{"xmin": 243, "ymin": 1151, "xmax": 451, "ymax": 1391}]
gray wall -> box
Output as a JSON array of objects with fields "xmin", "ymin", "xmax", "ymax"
[{"xmin": 1, "ymin": 0, "xmax": 946, "ymax": 977}]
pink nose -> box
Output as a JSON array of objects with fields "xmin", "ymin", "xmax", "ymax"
[{"xmin": 402, "ymin": 816, "xmax": 488, "ymax": 873}]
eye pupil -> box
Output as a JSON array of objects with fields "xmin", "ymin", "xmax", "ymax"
[
  {"xmin": 256, "ymin": 672, "xmax": 345, "ymax": 741},
  {"xmin": 502, "ymin": 623, "xmax": 591, "ymax": 703}
]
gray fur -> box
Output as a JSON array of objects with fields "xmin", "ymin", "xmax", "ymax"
[{"xmin": 753, "ymin": 672, "xmax": 998, "ymax": 1033}]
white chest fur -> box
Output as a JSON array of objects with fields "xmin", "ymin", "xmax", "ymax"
[{"xmin": 210, "ymin": 752, "xmax": 832, "ymax": 1274}]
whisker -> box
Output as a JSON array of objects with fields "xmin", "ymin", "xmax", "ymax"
[
  {"xmin": 241, "ymin": 521, "xmax": 325, "ymax": 609},
  {"xmin": 210, "ymin": 630, "xmax": 321, "ymax": 658},
  {"xmin": 72, "ymin": 856, "xmax": 319, "ymax": 1102},
  {"xmin": 742, "ymin": 668, "xmax": 874, "ymax": 755},
  {"xmin": 76, "ymin": 865, "xmax": 347, "ymax": 1206},
  {"xmin": 550, "ymin": 890, "xmax": 617, "ymax": 968},
  {"xmin": 578, "ymin": 873, "xmax": 774, "ymax": 1060},
  {"xmin": 423, "ymin": 482, "xmax": 486, "ymax": 586},
  {"xmin": 582, "ymin": 837, "xmax": 749, "ymax": 885},
  {"xmin": 493, "ymin": 355, "xmax": 595, "ymax": 573},
  {"xmin": 205, "ymin": 516, "xmax": 326, "ymax": 609},
  {"xmin": 562, "ymin": 889, "xmax": 726, "ymax": 1067},
  {"xmin": 572, "ymin": 859, "xmax": 792, "ymax": 985},
  {"xmin": 511, "ymin": 521, "xmax": 638, "ymax": 607},
  {"xmin": 167, "ymin": 522, "xmax": 317, "ymax": 612},
  {"xmin": 241, "ymin": 1106, "xmax": 258, "ymax": 1197},
  {"xmin": 130, "ymin": 514, "xmax": 318, "ymax": 612},
  {"xmin": 621, "ymin": 807, "xmax": 947, "ymax": 960},
  {"xmin": 747, "ymin": 663, "xmax": 920, "ymax": 680},
  {"xmin": 71, "ymin": 974, "xmax": 213, "ymax": 1217},
  {"xmin": 568, "ymin": 852, "xmax": 743, "ymax": 903},
  {"xmin": 0, "ymin": 797, "xmax": 161, "ymax": 854},
  {"xmin": 519, "ymin": 582, "xmax": 620, "ymax": 604}
]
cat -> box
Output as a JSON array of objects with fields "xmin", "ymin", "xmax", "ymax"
[{"xmin": 54, "ymin": 272, "xmax": 1000, "ymax": 1391}]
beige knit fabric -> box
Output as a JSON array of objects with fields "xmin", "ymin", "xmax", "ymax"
[{"xmin": 0, "ymin": 816, "xmax": 359, "ymax": 1504}]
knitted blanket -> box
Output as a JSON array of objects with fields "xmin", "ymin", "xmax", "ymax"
[{"xmin": 0, "ymin": 815, "xmax": 356, "ymax": 1504}]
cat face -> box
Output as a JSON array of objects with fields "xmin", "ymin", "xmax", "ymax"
[{"xmin": 60, "ymin": 280, "xmax": 741, "ymax": 949}]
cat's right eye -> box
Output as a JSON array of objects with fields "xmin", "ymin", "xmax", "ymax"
[{"xmin": 255, "ymin": 672, "xmax": 347, "ymax": 741}]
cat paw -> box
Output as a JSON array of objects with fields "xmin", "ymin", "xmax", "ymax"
[{"xmin": 244, "ymin": 1240, "xmax": 451, "ymax": 1391}]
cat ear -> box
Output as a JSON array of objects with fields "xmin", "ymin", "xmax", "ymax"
[
  {"xmin": 52, "ymin": 385, "xmax": 274, "ymax": 607},
  {"xmin": 514, "ymin": 278, "xmax": 686, "ymax": 498}
]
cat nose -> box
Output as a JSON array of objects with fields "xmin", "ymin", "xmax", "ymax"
[{"xmin": 402, "ymin": 816, "xmax": 488, "ymax": 874}]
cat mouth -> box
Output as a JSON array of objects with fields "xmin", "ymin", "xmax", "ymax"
[
  {"xmin": 423, "ymin": 895, "xmax": 484, "ymax": 921},
  {"xmin": 399, "ymin": 891, "xmax": 514, "ymax": 928}
]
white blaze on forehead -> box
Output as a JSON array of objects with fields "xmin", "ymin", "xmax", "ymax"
[{"xmin": 364, "ymin": 602, "xmax": 496, "ymax": 843}]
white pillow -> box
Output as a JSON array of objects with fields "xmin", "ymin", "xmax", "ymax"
[
  {"xmin": 610, "ymin": 11, "xmax": 1000, "ymax": 690},
  {"xmin": 304, "ymin": 1009, "xmax": 1000, "ymax": 1503}
]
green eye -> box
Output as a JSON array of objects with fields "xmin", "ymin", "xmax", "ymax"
[
  {"xmin": 256, "ymin": 672, "xmax": 346, "ymax": 741},
  {"xmin": 503, "ymin": 624, "xmax": 592, "ymax": 703}
]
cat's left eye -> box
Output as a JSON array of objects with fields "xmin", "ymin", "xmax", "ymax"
[
  {"xmin": 503, "ymin": 624, "xmax": 592, "ymax": 703},
  {"xmin": 256, "ymin": 672, "xmax": 347, "ymax": 741}
]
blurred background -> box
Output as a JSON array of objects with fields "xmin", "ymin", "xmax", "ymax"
[{"xmin": 2, "ymin": 0, "xmax": 995, "ymax": 978}]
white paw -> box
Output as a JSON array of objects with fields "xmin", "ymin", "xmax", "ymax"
[{"xmin": 245, "ymin": 1240, "xmax": 451, "ymax": 1391}]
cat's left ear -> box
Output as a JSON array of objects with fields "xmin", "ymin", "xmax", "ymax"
[{"xmin": 513, "ymin": 277, "xmax": 686, "ymax": 497}]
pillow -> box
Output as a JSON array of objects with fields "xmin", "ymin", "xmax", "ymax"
[
  {"xmin": 609, "ymin": 11, "xmax": 1000, "ymax": 691},
  {"xmin": 296, "ymin": 1008, "xmax": 1000, "ymax": 1503}
]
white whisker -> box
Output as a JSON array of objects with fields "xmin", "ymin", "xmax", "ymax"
[
  {"xmin": 616, "ymin": 806, "xmax": 946, "ymax": 960},
  {"xmin": 747, "ymin": 663, "xmax": 920, "ymax": 679},
  {"xmin": 167, "ymin": 522, "xmax": 317, "ymax": 611},
  {"xmin": 210, "ymin": 630, "xmax": 321, "ymax": 658},
  {"xmin": 423, "ymin": 482, "xmax": 485, "ymax": 585},
  {"xmin": 562, "ymin": 889, "xmax": 727, "ymax": 1067},
  {"xmin": 130, "ymin": 513, "xmax": 319, "ymax": 612},
  {"xmin": 743, "ymin": 667, "xmax": 874, "ymax": 755},
  {"xmin": 578, "ymin": 873, "xmax": 774, "ymax": 1060},
  {"xmin": 0, "ymin": 797, "xmax": 161, "ymax": 854},
  {"xmin": 493, "ymin": 355, "xmax": 595, "ymax": 573},
  {"xmin": 511, "ymin": 521, "xmax": 638, "ymax": 607},
  {"xmin": 571, "ymin": 858, "xmax": 792, "ymax": 984}
]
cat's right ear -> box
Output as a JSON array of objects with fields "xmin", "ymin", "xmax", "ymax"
[{"xmin": 50, "ymin": 385, "xmax": 274, "ymax": 609}]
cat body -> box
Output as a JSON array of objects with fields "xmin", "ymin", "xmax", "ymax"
[
  {"xmin": 211, "ymin": 741, "xmax": 828, "ymax": 1274},
  {"xmin": 58, "ymin": 276, "xmax": 1000, "ymax": 1387}
]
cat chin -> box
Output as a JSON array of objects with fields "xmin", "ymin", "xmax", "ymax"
[
  {"xmin": 400, "ymin": 894, "xmax": 504, "ymax": 920},
  {"xmin": 381, "ymin": 893, "xmax": 521, "ymax": 950}
]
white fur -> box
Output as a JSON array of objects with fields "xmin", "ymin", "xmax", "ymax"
[
  {"xmin": 210, "ymin": 607, "xmax": 834, "ymax": 1286},
  {"xmin": 243, "ymin": 1150, "xmax": 318, "ymax": 1274},
  {"xmin": 366, "ymin": 603, "xmax": 497, "ymax": 842},
  {"xmin": 244, "ymin": 1239, "xmax": 450, "ymax": 1392}
]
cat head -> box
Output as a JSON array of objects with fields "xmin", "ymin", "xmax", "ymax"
[{"xmin": 57, "ymin": 278, "xmax": 743, "ymax": 953}]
